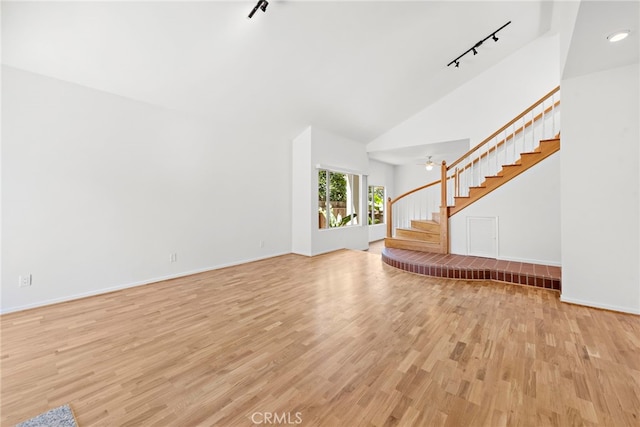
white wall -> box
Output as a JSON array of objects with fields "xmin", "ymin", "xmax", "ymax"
[
  {"xmin": 560, "ymin": 63, "xmax": 640, "ymax": 314},
  {"xmin": 291, "ymin": 128, "xmax": 312, "ymax": 255},
  {"xmin": 291, "ymin": 126, "xmax": 370, "ymax": 256},
  {"xmin": 391, "ymin": 163, "xmax": 443, "ymax": 224},
  {"xmin": 1, "ymin": 67, "xmax": 292, "ymax": 313},
  {"xmin": 392, "ymin": 147, "xmax": 469, "ymax": 197},
  {"xmin": 450, "ymin": 152, "xmax": 561, "ymax": 266},
  {"xmin": 549, "ymin": 0, "xmax": 580, "ymax": 76},
  {"xmin": 394, "ymin": 163, "xmax": 441, "ymax": 197},
  {"xmin": 310, "ymin": 128, "xmax": 369, "ymax": 254},
  {"xmin": 367, "ymin": 159, "xmax": 395, "ymax": 242},
  {"xmin": 367, "ymin": 34, "xmax": 560, "ymax": 153}
]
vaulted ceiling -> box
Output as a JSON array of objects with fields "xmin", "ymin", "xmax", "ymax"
[
  {"xmin": 563, "ymin": 0, "xmax": 639, "ymax": 79},
  {"xmin": 2, "ymin": 1, "xmax": 554, "ymax": 143}
]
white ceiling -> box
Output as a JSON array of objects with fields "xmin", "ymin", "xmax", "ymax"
[
  {"xmin": 2, "ymin": 1, "xmax": 553, "ymax": 144},
  {"xmin": 368, "ymin": 138, "xmax": 470, "ymax": 166},
  {"xmin": 563, "ymin": 0, "xmax": 639, "ymax": 79}
]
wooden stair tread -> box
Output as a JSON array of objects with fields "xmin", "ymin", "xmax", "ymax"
[
  {"xmin": 409, "ymin": 219, "xmax": 441, "ymax": 233},
  {"xmin": 388, "ymin": 236, "xmax": 439, "ymax": 244},
  {"xmin": 385, "ymin": 237, "xmax": 444, "ymax": 254},
  {"xmin": 411, "ymin": 220, "xmax": 439, "ymax": 225},
  {"xmin": 449, "ymin": 138, "xmax": 560, "ymax": 216},
  {"xmin": 397, "ymin": 227, "xmax": 439, "ymax": 234},
  {"xmin": 396, "ymin": 227, "xmax": 440, "ymax": 243}
]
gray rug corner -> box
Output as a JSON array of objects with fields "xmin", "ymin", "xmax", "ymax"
[{"xmin": 16, "ymin": 404, "xmax": 78, "ymax": 427}]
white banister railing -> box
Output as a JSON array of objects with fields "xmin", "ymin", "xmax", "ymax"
[
  {"xmin": 390, "ymin": 184, "xmax": 440, "ymax": 232},
  {"xmin": 387, "ymin": 180, "xmax": 441, "ymax": 238},
  {"xmin": 445, "ymin": 87, "xmax": 560, "ymax": 206}
]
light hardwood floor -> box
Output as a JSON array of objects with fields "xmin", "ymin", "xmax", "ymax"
[
  {"xmin": 365, "ymin": 240, "xmax": 385, "ymax": 255},
  {"xmin": 1, "ymin": 250, "xmax": 639, "ymax": 426}
]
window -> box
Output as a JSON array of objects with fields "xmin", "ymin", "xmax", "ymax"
[
  {"xmin": 368, "ymin": 186, "xmax": 385, "ymax": 225},
  {"xmin": 318, "ymin": 170, "xmax": 360, "ymax": 229}
]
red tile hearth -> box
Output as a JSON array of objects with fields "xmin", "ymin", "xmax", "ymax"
[{"xmin": 381, "ymin": 248, "xmax": 561, "ymax": 291}]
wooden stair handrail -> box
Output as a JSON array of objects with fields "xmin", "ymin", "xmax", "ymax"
[
  {"xmin": 448, "ymin": 138, "xmax": 560, "ymax": 217},
  {"xmin": 388, "ymin": 179, "xmax": 441, "ymax": 205},
  {"xmin": 447, "ymin": 86, "xmax": 560, "ymax": 171},
  {"xmin": 387, "ymin": 179, "xmax": 441, "ymax": 238},
  {"xmin": 454, "ymin": 100, "xmax": 561, "ymax": 177}
]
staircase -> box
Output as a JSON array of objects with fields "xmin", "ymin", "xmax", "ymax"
[
  {"xmin": 385, "ymin": 86, "xmax": 561, "ymax": 254},
  {"xmin": 450, "ymin": 137, "xmax": 560, "ymax": 216},
  {"xmin": 385, "ymin": 138, "xmax": 560, "ymax": 253},
  {"xmin": 385, "ymin": 218, "xmax": 442, "ymax": 252}
]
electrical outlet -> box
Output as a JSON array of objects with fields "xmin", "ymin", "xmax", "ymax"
[
  {"xmin": 169, "ymin": 253, "xmax": 178, "ymax": 263},
  {"xmin": 19, "ymin": 274, "xmax": 32, "ymax": 288}
]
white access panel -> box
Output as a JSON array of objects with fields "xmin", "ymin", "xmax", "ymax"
[{"xmin": 467, "ymin": 216, "xmax": 498, "ymax": 258}]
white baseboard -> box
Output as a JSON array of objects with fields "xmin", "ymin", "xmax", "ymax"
[
  {"xmin": 497, "ymin": 255, "xmax": 562, "ymax": 267},
  {"xmin": 449, "ymin": 249, "xmax": 562, "ymax": 267},
  {"xmin": 560, "ymin": 295, "xmax": 640, "ymax": 315},
  {"xmin": 0, "ymin": 252, "xmax": 290, "ymax": 315}
]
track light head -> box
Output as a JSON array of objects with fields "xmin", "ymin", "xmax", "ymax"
[
  {"xmin": 492, "ymin": 34, "xmax": 499, "ymax": 42},
  {"xmin": 472, "ymin": 48, "xmax": 478, "ymax": 55},
  {"xmin": 248, "ymin": 0, "xmax": 268, "ymax": 19},
  {"xmin": 455, "ymin": 61, "xmax": 459, "ymax": 68}
]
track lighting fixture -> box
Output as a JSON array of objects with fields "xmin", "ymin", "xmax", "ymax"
[
  {"xmin": 447, "ymin": 21, "xmax": 511, "ymax": 68},
  {"xmin": 248, "ymin": 0, "xmax": 268, "ymax": 19}
]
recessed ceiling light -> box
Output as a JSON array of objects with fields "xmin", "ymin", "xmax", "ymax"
[{"xmin": 607, "ymin": 30, "xmax": 631, "ymax": 43}]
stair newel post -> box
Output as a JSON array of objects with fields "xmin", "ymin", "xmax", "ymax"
[
  {"xmin": 440, "ymin": 161, "xmax": 447, "ymax": 210},
  {"xmin": 386, "ymin": 197, "xmax": 392, "ymax": 238},
  {"xmin": 440, "ymin": 161, "xmax": 449, "ymax": 254}
]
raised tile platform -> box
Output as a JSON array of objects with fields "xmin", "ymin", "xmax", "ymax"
[{"xmin": 382, "ymin": 248, "xmax": 561, "ymax": 291}]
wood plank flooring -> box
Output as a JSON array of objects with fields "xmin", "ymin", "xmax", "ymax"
[{"xmin": 1, "ymin": 250, "xmax": 639, "ymax": 426}]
